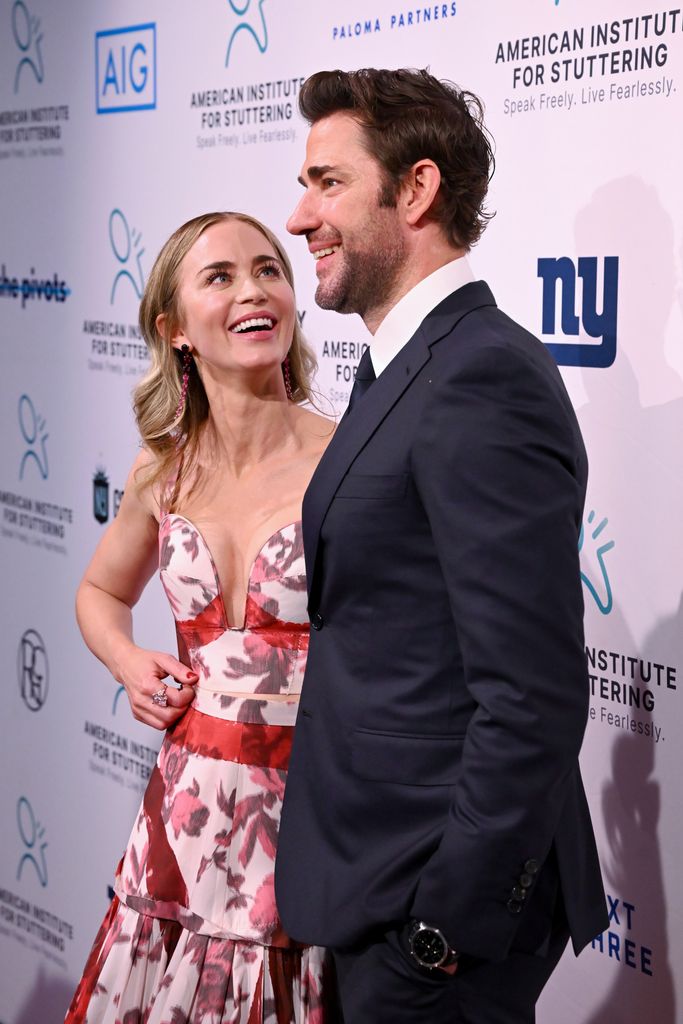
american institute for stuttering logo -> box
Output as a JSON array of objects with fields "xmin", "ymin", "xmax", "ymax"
[
  {"xmin": 18, "ymin": 394, "xmax": 48, "ymax": 481},
  {"xmin": 12, "ymin": 1, "xmax": 44, "ymax": 94},
  {"xmin": 109, "ymin": 208, "xmax": 145, "ymax": 303},
  {"xmin": 18, "ymin": 628, "xmax": 49, "ymax": 711},
  {"xmin": 538, "ymin": 256, "xmax": 619, "ymax": 368},
  {"xmin": 95, "ymin": 23, "xmax": 157, "ymax": 114},
  {"xmin": 16, "ymin": 796, "xmax": 48, "ymax": 887},
  {"xmin": 579, "ymin": 509, "xmax": 615, "ymax": 615},
  {"xmin": 226, "ymin": 0, "xmax": 268, "ymax": 67}
]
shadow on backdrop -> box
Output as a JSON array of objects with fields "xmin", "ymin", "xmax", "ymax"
[{"xmin": 12, "ymin": 963, "xmax": 75, "ymax": 1024}]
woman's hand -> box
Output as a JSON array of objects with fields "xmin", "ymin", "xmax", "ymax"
[{"xmin": 117, "ymin": 646, "xmax": 198, "ymax": 730}]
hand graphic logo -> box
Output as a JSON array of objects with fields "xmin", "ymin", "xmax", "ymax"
[
  {"xmin": 17, "ymin": 796, "xmax": 48, "ymax": 887},
  {"xmin": 110, "ymin": 208, "xmax": 145, "ymax": 304},
  {"xmin": 579, "ymin": 510, "xmax": 615, "ymax": 615},
  {"xmin": 225, "ymin": 0, "xmax": 268, "ymax": 67},
  {"xmin": 19, "ymin": 394, "xmax": 49, "ymax": 481},
  {"xmin": 12, "ymin": 1, "xmax": 44, "ymax": 94}
]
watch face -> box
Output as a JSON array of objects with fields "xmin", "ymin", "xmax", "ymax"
[{"xmin": 413, "ymin": 927, "xmax": 448, "ymax": 967}]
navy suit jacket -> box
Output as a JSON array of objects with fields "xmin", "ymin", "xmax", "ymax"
[{"xmin": 275, "ymin": 281, "xmax": 607, "ymax": 961}]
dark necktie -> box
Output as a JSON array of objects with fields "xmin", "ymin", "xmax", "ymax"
[{"xmin": 346, "ymin": 347, "xmax": 376, "ymax": 415}]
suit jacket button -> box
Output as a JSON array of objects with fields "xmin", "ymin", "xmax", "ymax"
[
  {"xmin": 524, "ymin": 859, "xmax": 540, "ymax": 875},
  {"xmin": 511, "ymin": 885, "xmax": 527, "ymax": 900},
  {"xmin": 507, "ymin": 899, "xmax": 523, "ymax": 915},
  {"xmin": 519, "ymin": 873, "xmax": 533, "ymax": 889},
  {"xmin": 311, "ymin": 613, "xmax": 324, "ymax": 630}
]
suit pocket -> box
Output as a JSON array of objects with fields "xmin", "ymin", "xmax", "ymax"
[
  {"xmin": 351, "ymin": 728, "xmax": 464, "ymax": 786},
  {"xmin": 335, "ymin": 473, "xmax": 408, "ymax": 500}
]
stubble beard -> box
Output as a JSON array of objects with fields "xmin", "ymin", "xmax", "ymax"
[{"xmin": 315, "ymin": 227, "xmax": 406, "ymax": 323}]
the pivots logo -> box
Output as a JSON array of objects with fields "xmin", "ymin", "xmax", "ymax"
[
  {"xmin": 226, "ymin": 0, "xmax": 268, "ymax": 67},
  {"xmin": 110, "ymin": 208, "xmax": 145, "ymax": 303},
  {"xmin": 538, "ymin": 256, "xmax": 619, "ymax": 368},
  {"xmin": 18, "ymin": 394, "xmax": 48, "ymax": 481},
  {"xmin": 16, "ymin": 796, "xmax": 48, "ymax": 887},
  {"xmin": 579, "ymin": 509, "xmax": 615, "ymax": 615},
  {"xmin": 0, "ymin": 264, "xmax": 70, "ymax": 308},
  {"xmin": 95, "ymin": 23, "xmax": 157, "ymax": 114},
  {"xmin": 18, "ymin": 629, "xmax": 49, "ymax": 711},
  {"xmin": 93, "ymin": 467, "xmax": 124, "ymax": 524},
  {"xmin": 12, "ymin": 1, "xmax": 44, "ymax": 94}
]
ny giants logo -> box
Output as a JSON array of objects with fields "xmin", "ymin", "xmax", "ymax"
[{"xmin": 538, "ymin": 256, "xmax": 619, "ymax": 367}]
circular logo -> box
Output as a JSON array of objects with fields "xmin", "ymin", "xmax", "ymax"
[{"xmin": 18, "ymin": 629, "xmax": 49, "ymax": 711}]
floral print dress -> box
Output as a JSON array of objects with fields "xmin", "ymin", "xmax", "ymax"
[{"xmin": 66, "ymin": 515, "xmax": 336, "ymax": 1024}]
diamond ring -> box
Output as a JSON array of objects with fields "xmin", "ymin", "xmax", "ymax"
[{"xmin": 151, "ymin": 686, "xmax": 168, "ymax": 708}]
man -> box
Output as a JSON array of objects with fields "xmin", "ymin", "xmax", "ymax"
[{"xmin": 275, "ymin": 68, "xmax": 607, "ymax": 1022}]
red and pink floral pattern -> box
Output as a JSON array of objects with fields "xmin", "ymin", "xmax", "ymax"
[{"xmin": 66, "ymin": 517, "xmax": 335, "ymax": 1023}]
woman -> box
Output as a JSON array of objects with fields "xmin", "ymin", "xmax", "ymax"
[{"xmin": 66, "ymin": 212, "xmax": 337, "ymax": 1023}]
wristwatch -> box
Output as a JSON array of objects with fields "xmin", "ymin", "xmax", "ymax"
[{"xmin": 407, "ymin": 919, "xmax": 459, "ymax": 970}]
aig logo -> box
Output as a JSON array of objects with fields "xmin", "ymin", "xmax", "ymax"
[
  {"xmin": 538, "ymin": 257, "xmax": 619, "ymax": 368},
  {"xmin": 95, "ymin": 23, "xmax": 156, "ymax": 114}
]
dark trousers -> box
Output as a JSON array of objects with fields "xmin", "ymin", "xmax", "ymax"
[{"xmin": 333, "ymin": 914, "xmax": 570, "ymax": 1024}]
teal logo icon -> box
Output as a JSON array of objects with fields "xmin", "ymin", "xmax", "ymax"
[
  {"xmin": 226, "ymin": 0, "xmax": 268, "ymax": 67},
  {"xmin": 17, "ymin": 796, "xmax": 48, "ymax": 887},
  {"xmin": 579, "ymin": 510, "xmax": 615, "ymax": 615},
  {"xmin": 109, "ymin": 208, "xmax": 145, "ymax": 303},
  {"xmin": 12, "ymin": 1, "xmax": 44, "ymax": 93},
  {"xmin": 18, "ymin": 629, "xmax": 49, "ymax": 711},
  {"xmin": 19, "ymin": 394, "xmax": 48, "ymax": 481}
]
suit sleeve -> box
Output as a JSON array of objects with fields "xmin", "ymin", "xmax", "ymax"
[{"xmin": 410, "ymin": 340, "xmax": 589, "ymax": 961}]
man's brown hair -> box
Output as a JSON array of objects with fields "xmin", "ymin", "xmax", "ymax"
[{"xmin": 298, "ymin": 68, "xmax": 495, "ymax": 250}]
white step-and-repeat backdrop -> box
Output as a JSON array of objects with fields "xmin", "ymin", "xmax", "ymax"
[{"xmin": 1, "ymin": 1, "xmax": 681, "ymax": 1020}]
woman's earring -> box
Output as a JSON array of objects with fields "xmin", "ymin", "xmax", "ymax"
[
  {"xmin": 175, "ymin": 344, "xmax": 192, "ymax": 421},
  {"xmin": 282, "ymin": 354, "xmax": 294, "ymax": 401}
]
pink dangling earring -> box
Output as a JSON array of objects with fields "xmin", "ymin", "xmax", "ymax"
[
  {"xmin": 282, "ymin": 354, "xmax": 294, "ymax": 401},
  {"xmin": 175, "ymin": 344, "xmax": 192, "ymax": 421}
]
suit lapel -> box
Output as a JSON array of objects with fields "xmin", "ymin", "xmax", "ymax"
[{"xmin": 304, "ymin": 280, "xmax": 497, "ymax": 605}]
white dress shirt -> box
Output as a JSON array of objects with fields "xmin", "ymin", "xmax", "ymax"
[{"xmin": 370, "ymin": 256, "xmax": 475, "ymax": 378}]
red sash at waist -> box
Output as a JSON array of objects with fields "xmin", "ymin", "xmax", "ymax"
[{"xmin": 168, "ymin": 706, "xmax": 293, "ymax": 771}]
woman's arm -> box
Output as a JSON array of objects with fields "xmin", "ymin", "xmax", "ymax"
[{"xmin": 76, "ymin": 450, "xmax": 196, "ymax": 729}]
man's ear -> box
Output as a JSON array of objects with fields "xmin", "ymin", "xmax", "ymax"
[
  {"xmin": 401, "ymin": 160, "xmax": 442, "ymax": 227},
  {"xmin": 156, "ymin": 312, "xmax": 186, "ymax": 351}
]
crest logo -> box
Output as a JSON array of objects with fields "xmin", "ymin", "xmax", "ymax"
[
  {"xmin": 112, "ymin": 684, "xmax": 126, "ymax": 715},
  {"xmin": 93, "ymin": 466, "xmax": 124, "ymax": 523},
  {"xmin": 18, "ymin": 629, "xmax": 49, "ymax": 711},
  {"xmin": 538, "ymin": 256, "xmax": 619, "ymax": 368},
  {"xmin": 93, "ymin": 468, "xmax": 109, "ymax": 524}
]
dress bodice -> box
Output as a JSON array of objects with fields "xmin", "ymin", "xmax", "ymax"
[{"xmin": 159, "ymin": 514, "xmax": 309, "ymax": 699}]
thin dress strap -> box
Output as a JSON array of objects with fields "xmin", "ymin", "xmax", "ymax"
[{"xmin": 160, "ymin": 453, "xmax": 184, "ymax": 518}]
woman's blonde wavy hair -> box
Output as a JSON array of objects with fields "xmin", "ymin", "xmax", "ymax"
[{"xmin": 133, "ymin": 211, "xmax": 317, "ymax": 506}]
